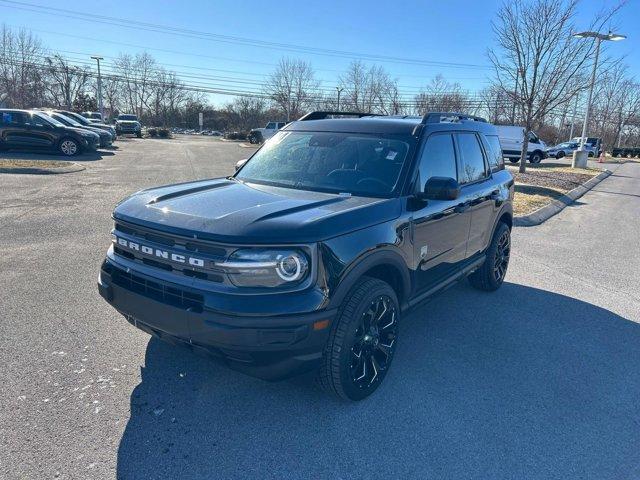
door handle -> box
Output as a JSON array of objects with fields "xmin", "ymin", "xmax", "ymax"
[{"xmin": 454, "ymin": 201, "xmax": 471, "ymax": 213}]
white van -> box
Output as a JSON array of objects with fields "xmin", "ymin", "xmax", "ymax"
[{"xmin": 495, "ymin": 125, "xmax": 547, "ymax": 164}]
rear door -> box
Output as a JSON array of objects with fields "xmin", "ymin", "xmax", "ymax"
[
  {"xmin": 456, "ymin": 132, "xmax": 498, "ymax": 257},
  {"xmin": 411, "ymin": 132, "xmax": 472, "ymax": 293},
  {"xmin": 1, "ymin": 111, "xmax": 31, "ymax": 145}
]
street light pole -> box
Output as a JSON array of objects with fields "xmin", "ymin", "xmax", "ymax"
[
  {"xmin": 91, "ymin": 56, "xmax": 104, "ymax": 119},
  {"xmin": 336, "ymin": 86, "xmax": 344, "ymax": 111},
  {"xmin": 571, "ymin": 31, "xmax": 626, "ymax": 168}
]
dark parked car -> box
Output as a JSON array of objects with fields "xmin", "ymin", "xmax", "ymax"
[
  {"xmin": 98, "ymin": 111, "xmax": 514, "ymax": 400},
  {"xmin": 39, "ymin": 110, "xmax": 112, "ymax": 148},
  {"xmin": 114, "ymin": 114, "xmax": 142, "ymax": 137},
  {"xmin": 57, "ymin": 110, "xmax": 117, "ymax": 141},
  {"xmin": 0, "ymin": 108, "xmax": 99, "ymax": 156}
]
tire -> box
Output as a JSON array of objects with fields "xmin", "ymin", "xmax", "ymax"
[
  {"xmin": 529, "ymin": 151, "xmax": 543, "ymax": 164},
  {"xmin": 468, "ymin": 222, "xmax": 511, "ymax": 292},
  {"xmin": 318, "ymin": 277, "xmax": 400, "ymax": 401},
  {"xmin": 588, "ymin": 151, "xmax": 594, "ymax": 157},
  {"xmin": 556, "ymin": 151, "xmax": 565, "ymax": 159},
  {"xmin": 508, "ymin": 159, "xmax": 519, "ymax": 164},
  {"xmin": 136, "ymin": 132, "xmax": 143, "ymax": 138},
  {"xmin": 59, "ymin": 138, "xmax": 80, "ymax": 156}
]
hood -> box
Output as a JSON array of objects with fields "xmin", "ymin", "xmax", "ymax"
[
  {"xmin": 113, "ymin": 178, "xmax": 401, "ymax": 244},
  {"xmin": 91, "ymin": 122, "xmax": 113, "ymax": 129},
  {"xmin": 62, "ymin": 126, "xmax": 98, "ymax": 137},
  {"xmin": 83, "ymin": 126, "xmax": 108, "ymax": 137}
]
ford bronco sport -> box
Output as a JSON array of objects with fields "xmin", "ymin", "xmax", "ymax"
[{"xmin": 98, "ymin": 111, "xmax": 514, "ymax": 401}]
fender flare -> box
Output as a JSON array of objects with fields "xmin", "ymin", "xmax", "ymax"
[{"xmin": 327, "ymin": 247, "xmax": 411, "ymax": 310}]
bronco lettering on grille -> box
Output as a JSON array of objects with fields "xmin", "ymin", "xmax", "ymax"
[{"xmin": 116, "ymin": 237, "xmax": 205, "ymax": 267}]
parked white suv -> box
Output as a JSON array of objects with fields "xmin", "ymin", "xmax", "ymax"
[
  {"xmin": 248, "ymin": 121, "xmax": 286, "ymax": 144},
  {"xmin": 495, "ymin": 125, "xmax": 547, "ymax": 164}
]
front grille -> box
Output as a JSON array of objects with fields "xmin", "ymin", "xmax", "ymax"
[
  {"xmin": 112, "ymin": 220, "xmax": 229, "ymax": 282},
  {"xmin": 104, "ymin": 262, "xmax": 204, "ymax": 312}
]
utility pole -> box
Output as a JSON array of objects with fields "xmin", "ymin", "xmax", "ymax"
[
  {"xmin": 572, "ymin": 31, "xmax": 626, "ymax": 168},
  {"xmin": 336, "ymin": 86, "xmax": 344, "ymax": 111},
  {"xmin": 91, "ymin": 56, "xmax": 104, "ymax": 119}
]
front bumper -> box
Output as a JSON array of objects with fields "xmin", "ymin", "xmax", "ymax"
[{"xmin": 98, "ymin": 259, "xmax": 336, "ymax": 380}]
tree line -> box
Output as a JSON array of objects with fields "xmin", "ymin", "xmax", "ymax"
[{"xmin": 1, "ymin": 0, "xmax": 639, "ymax": 165}]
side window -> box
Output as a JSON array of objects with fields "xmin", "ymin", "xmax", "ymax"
[
  {"xmin": 2, "ymin": 112, "xmax": 26, "ymax": 125},
  {"xmin": 277, "ymin": 122, "xmax": 286, "ymax": 129},
  {"xmin": 484, "ymin": 135, "xmax": 504, "ymax": 172},
  {"xmin": 266, "ymin": 122, "xmax": 276, "ymax": 129},
  {"xmin": 27, "ymin": 114, "xmax": 49, "ymax": 127},
  {"xmin": 417, "ymin": 133, "xmax": 457, "ymax": 191},
  {"xmin": 457, "ymin": 133, "xmax": 487, "ymax": 184}
]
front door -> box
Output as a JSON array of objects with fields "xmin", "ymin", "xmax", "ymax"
[{"xmin": 411, "ymin": 132, "xmax": 471, "ymax": 294}]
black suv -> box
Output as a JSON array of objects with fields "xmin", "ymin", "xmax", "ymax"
[
  {"xmin": 0, "ymin": 109, "xmax": 99, "ymax": 156},
  {"xmin": 98, "ymin": 111, "xmax": 514, "ymax": 400}
]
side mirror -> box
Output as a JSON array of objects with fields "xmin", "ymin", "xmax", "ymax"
[
  {"xmin": 423, "ymin": 177, "xmax": 460, "ymax": 200},
  {"xmin": 235, "ymin": 158, "xmax": 248, "ymax": 171}
]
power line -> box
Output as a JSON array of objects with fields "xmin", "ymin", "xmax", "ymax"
[{"xmin": 0, "ymin": 0, "xmax": 493, "ymax": 70}]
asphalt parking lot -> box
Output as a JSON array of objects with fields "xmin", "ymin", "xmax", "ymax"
[{"xmin": 1, "ymin": 137, "xmax": 639, "ymax": 479}]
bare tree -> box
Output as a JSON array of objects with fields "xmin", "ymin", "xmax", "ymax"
[
  {"xmin": 264, "ymin": 58, "xmax": 318, "ymax": 121},
  {"xmin": 0, "ymin": 25, "xmax": 46, "ymax": 108},
  {"xmin": 488, "ymin": 0, "xmax": 621, "ymax": 172},
  {"xmin": 414, "ymin": 75, "xmax": 472, "ymax": 115},
  {"xmin": 42, "ymin": 55, "xmax": 90, "ymax": 109},
  {"xmin": 339, "ymin": 61, "xmax": 401, "ymax": 114}
]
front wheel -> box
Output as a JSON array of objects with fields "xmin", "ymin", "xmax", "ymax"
[
  {"xmin": 508, "ymin": 158, "xmax": 519, "ymax": 164},
  {"xmin": 318, "ymin": 277, "xmax": 400, "ymax": 401},
  {"xmin": 59, "ymin": 138, "xmax": 80, "ymax": 156},
  {"xmin": 556, "ymin": 151, "xmax": 565, "ymax": 159},
  {"xmin": 468, "ymin": 222, "xmax": 511, "ymax": 291}
]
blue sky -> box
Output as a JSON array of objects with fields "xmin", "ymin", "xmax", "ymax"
[{"xmin": 1, "ymin": 0, "xmax": 637, "ymax": 106}]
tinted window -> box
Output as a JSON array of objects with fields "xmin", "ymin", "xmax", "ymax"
[
  {"xmin": 484, "ymin": 135, "xmax": 504, "ymax": 172},
  {"xmin": 266, "ymin": 122, "xmax": 276, "ymax": 129},
  {"xmin": 1, "ymin": 111, "xmax": 27, "ymax": 125},
  {"xmin": 277, "ymin": 123, "xmax": 286, "ymax": 129},
  {"xmin": 417, "ymin": 134, "xmax": 457, "ymax": 190},
  {"xmin": 457, "ymin": 133, "xmax": 486, "ymax": 183}
]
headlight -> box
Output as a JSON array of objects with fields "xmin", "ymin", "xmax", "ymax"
[{"xmin": 217, "ymin": 248, "xmax": 309, "ymax": 287}]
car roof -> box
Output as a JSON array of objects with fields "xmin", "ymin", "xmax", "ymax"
[{"xmin": 284, "ymin": 112, "xmax": 498, "ymax": 137}]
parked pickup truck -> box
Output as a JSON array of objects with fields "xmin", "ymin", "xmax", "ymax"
[
  {"xmin": 247, "ymin": 121, "xmax": 286, "ymax": 144},
  {"xmin": 98, "ymin": 111, "xmax": 514, "ymax": 401},
  {"xmin": 115, "ymin": 114, "xmax": 142, "ymax": 138}
]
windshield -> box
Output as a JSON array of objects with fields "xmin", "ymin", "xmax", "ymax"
[
  {"xmin": 119, "ymin": 115, "xmax": 137, "ymax": 121},
  {"xmin": 33, "ymin": 111, "xmax": 64, "ymax": 127},
  {"xmin": 235, "ymin": 131, "xmax": 413, "ymax": 197},
  {"xmin": 51, "ymin": 112, "xmax": 81, "ymax": 127},
  {"xmin": 63, "ymin": 111, "xmax": 90, "ymax": 125}
]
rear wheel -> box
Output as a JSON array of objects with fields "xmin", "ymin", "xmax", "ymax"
[
  {"xmin": 59, "ymin": 138, "xmax": 79, "ymax": 156},
  {"xmin": 556, "ymin": 151, "xmax": 565, "ymax": 159},
  {"xmin": 318, "ymin": 277, "xmax": 399, "ymax": 401},
  {"xmin": 468, "ymin": 222, "xmax": 511, "ymax": 291},
  {"xmin": 529, "ymin": 151, "xmax": 543, "ymax": 163}
]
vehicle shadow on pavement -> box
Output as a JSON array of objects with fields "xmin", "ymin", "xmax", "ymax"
[{"xmin": 116, "ymin": 282, "xmax": 640, "ymax": 479}]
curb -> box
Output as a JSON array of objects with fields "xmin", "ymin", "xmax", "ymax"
[
  {"xmin": 0, "ymin": 162, "xmax": 86, "ymax": 175},
  {"xmin": 514, "ymin": 169, "xmax": 612, "ymax": 227}
]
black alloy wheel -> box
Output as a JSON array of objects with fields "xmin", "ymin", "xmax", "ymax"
[
  {"xmin": 318, "ymin": 277, "xmax": 400, "ymax": 401},
  {"xmin": 349, "ymin": 295, "xmax": 398, "ymax": 391},
  {"xmin": 493, "ymin": 227, "xmax": 511, "ymax": 283}
]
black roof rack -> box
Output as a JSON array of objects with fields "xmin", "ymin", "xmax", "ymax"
[
  {"xmin": 421, "ymin": 112, "xmax": 487, "ymax": 124},
  {"xmin": 298, "ymin": 111, "xmax": 380, "ymax": 121}
]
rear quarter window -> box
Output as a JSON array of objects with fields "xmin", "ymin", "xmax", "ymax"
[{"xmin": 484, "ymin": 135, "xmax": 505, "ymax": 172}]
